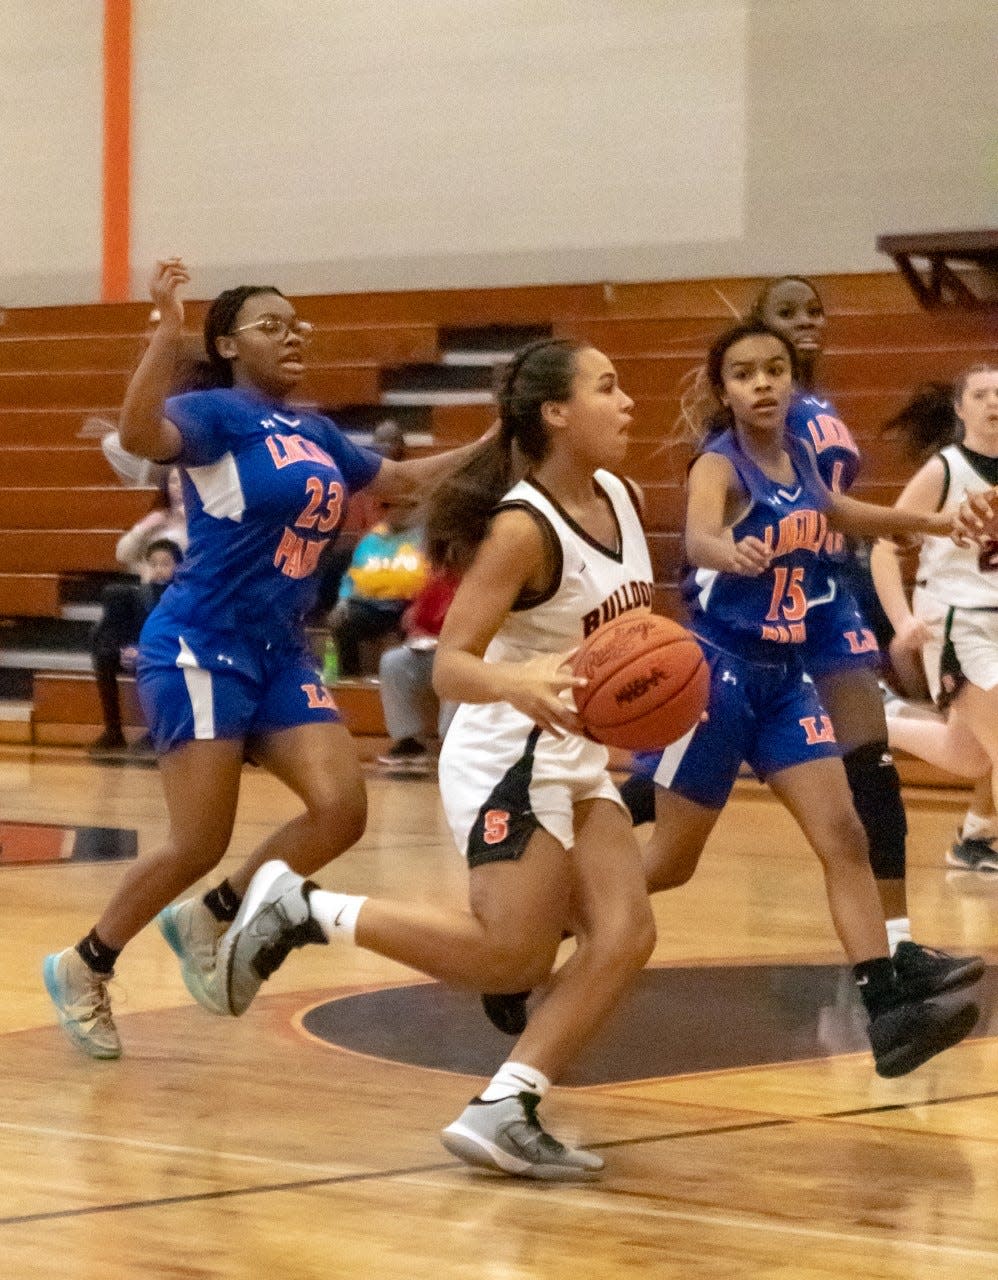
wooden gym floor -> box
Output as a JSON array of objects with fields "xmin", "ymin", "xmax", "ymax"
[{"xmin": 1, "ymin": 747, "xmax": 997, "ymax": 1279}]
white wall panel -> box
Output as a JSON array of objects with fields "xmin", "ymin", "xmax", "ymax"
[
  {"xmin": 130, "ymin": 1, "xmax": 745, "ymax": 294},
  {"xmin": 0, "ymin": 2, "xmax": 102, "ymax": 302},
  {"xmin": 0, "ymin": 1, "xmax": 991, "ymax": 301}
]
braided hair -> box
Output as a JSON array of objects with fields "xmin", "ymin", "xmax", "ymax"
[
  {"xmin": 425, "ymin": 338, "xmax": 584, "ymax": 570},
  {"xmin": 199, "ymin": 285, "xmax": 285, "ymax": 388}
]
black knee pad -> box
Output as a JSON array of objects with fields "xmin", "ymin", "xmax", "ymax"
[{"xmin": 842, "ymin": 741, "xmax": 907, "ymax": 880}]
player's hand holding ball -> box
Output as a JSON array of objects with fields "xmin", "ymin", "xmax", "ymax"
[
  {"xmin": 954, "ymin": 487, "xmax": 998, "ymax": 545},
  {"xmin": 507, "ymin": 649, "xmax": 586, "ymax": 738}
]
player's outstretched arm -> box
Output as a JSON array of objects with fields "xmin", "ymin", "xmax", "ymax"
[
  {"xmin": 684, "ymin": 452, "xmax": 771, "ymax": 576},
  {"xmin": 827, "ymin": 489, "xmax": 953, "ymax": 542},
  {"xmin": 367, "ymin": 422, "xmax": 501, "ymax": 501}
]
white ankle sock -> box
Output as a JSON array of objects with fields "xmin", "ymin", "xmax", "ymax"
[
  {"xmin": 886, "ymin": 916, "xmax": 912, "ymax": 955},
  {"xmin": 479, "ymin": 1061, "xmax": 551, "ymax": 1102},
  {"xmin": 306, "ymin": 889, "xmax": 366, "ymax": 942},
  {"xmin": 961, "ymin": 811, "xmax": 997, "ymax": 841}
]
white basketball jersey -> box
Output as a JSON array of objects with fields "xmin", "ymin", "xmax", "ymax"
[
  {"xmin": 916, "ymin": 445, "xmax": 998, "ymax": 609},
  {"xmin": 439, "ymin": 470, "xmax": 652, "ymax": 853},
  {"xmin": 484, "ymin": 470, "xmax": 655, "ymax": 662}
]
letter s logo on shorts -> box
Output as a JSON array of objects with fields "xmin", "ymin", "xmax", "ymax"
[{"xmin": 483, "ymin": 809, "xmax": 511, "ymax": 845}]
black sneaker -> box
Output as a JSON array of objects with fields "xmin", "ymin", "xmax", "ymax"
[
  {"xmin": 868, "ymin": 995, "xmax": 979, "ymax": 1078},
  {"xmin": 481, "ymin": 991, "xmax": 531, "ymax": 1036},
  {"xmin": 892, "ymin": 941, "xmax": 985, "ymax": 1001},
  {"xmin": 376, "ymin": 738, "xmax": 432, "ymax": 773},
  {"xmin": 947, "ymin": 832, "xmax": 998, "ymax": 872}
]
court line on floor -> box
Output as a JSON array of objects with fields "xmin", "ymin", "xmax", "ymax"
[
  {"xmin": 0, "ymin": 1119, "xmax": 361, "ymax": 1177},
  {"xmin": 413, "ymin": 1175, "xmax": 998, "ymax": 1266},
  {"xmin": 2, "ymin": 1086, "xmax": 994, "ymax": 1229}
]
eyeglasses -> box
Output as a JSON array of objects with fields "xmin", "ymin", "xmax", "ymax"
[{"xmin": 230, "ymin": 316, "xmax": 315, "ymax": 343}]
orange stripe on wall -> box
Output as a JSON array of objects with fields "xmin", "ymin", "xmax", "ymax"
[{"xmin": 101, "ymin": 0, "xmax": 132, "ymax": 301}]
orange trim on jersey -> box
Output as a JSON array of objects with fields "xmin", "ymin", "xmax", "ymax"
[{"xmin": 101, "ymin": 0, "xmax": 132, "ymax": 301}]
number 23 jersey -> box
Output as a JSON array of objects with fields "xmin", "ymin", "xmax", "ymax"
[{"xmin": 152, "ymin": 386, "xmax": 381, "ymax": 636}]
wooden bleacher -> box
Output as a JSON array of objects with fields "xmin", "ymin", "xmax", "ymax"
[
  {"xmin": 1, "ymin": 270, "xmax": 993, "ymax": 764},
  {"xmin": 876, "ymin": 229, "xmax": 998, "ymax": 310}
]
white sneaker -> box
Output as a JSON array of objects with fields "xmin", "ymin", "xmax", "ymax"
[
  {"xmin": 157, "ymin": 897, "xmax": 228, "ymax": 1015},
  {"xmin": 441, "ymin": 1094, "xmax": 604, "ymax": 1180},
  {"xmin": 218, "ymin": 861, "xmax": 327, "ymax": 1016},
  {"xmin": 43, "ymin": 948, "xmax": 121, "ymax": 1059}
]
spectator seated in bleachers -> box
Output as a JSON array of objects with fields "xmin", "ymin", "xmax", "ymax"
[
  {"xmin": 89, "ymin": 537, "xmax": 183, "ymax": 754},
  {"xmin": 328, "ymin": 495, "xmax": 428, "ymax": 676},
  {"xmin": 376, "ymin": 568, "xmax": 459, "ymax": 773},
  {"xmin": 114, "ymin": 466, "xmax": 188, "ymax": 574}
]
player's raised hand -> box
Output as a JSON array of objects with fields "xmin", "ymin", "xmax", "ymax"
[
  {"xmin": 148, "ymin": 258, "xmax": 190, "ymax": 331},
  {"xmin": 728, "ymin": 535, "xmax": 772, "ymax": 576},
  {"xmin": 507, "ymin": 649, "xmax": 586, "ymax": 737}
]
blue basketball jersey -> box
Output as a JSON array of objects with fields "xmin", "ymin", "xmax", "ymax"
[
  {"xmin": 154, "ymin": 387, "xmax": 382, "ymax": 636},
  {"xmin": 683, "ymin": 429, "xmax": 832, "ymax": 657},
  {"xmin": 786, "ymin": 391, "xmax": 859, "ymax": 562},
  {"xmin": 786, "ymin": 391, "xmax": 859, "ymax": 492}
]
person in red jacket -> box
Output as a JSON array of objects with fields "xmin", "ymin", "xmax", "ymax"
[{"xmin": 376, "ymin": 569, "xmax": 459, "ymax": 771}]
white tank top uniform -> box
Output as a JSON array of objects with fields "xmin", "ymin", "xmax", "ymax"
[
  {"xmin": 438, "ymin": 470, "xmax": 654, "ymax": 868},
  {"xmin": 912, "ymin": 444, "xmax": 998, "ymax": 703}
]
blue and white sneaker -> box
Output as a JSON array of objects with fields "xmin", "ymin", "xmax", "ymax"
[
  {"xmin": 43, "ymin": 948, "xmax": 121, "ymax": 1059},
  {"xmin": 946, "ymin": 832, "xmax": 998, "ymax": 872},
  {"xmin": 157, "ymin": 897, "xmax": 228, "ymax": 1015}
]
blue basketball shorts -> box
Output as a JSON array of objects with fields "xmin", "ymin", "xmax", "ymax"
[
  {"xmin": 799, "ymin": 577, "xmax": 881, "ymax": 679},
  {"xmin": 135, "ymin": 616, "xmax": 340, "ymax": 754},
  {"xmin": 649, "ymin": 639, "xmax": 841, "ymax": 810}
]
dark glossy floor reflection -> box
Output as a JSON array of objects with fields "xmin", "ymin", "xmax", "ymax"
[{"xmin": 301, "ymin": 960, "xmax": 996, "ymax": 1085}]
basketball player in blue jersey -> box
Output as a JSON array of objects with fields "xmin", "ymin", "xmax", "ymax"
[
  {"xmin": 641, "ymin": 321, "xmax": 981, "ymax": 1077},
  {"xmin": 176, "ymin": 340, "xmax": 660, "ymax": 1179},
  {"xmin": 44, "ymin": 258, "xmax": 495, "ymax": 1060},
  {"xmin": 747, "ymin": 278, "xmax": 984, "ymax": 989}
]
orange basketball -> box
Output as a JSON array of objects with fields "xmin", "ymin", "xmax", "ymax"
[{"xmin": 572, "ymin": 613, "xmax": 709, "ymax": 751}]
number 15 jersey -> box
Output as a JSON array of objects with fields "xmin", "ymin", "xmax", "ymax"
[{"xmin": 683, "ymin": 428, "xmax": 832, "ymax": 660}]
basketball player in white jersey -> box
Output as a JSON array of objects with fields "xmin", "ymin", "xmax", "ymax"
[
  {"xmin": 872, "ymin": 364, "xmax": 998, "ymax": 858},
  {"xmin": 208, "ymin": 340, "xmax": 658, "ymax": 1179}
]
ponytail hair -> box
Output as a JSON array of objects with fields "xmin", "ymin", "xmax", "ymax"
[
  {"xmin": 881, "ymin": 364, "xmax": 998, "ymax": 463},
  {"xmin": 425, "ymin": 338, "xmax": 584, "ymax": 571},
  {"xmin": 674, "ymin": 364, "xmax": 727, "ymax": 447},
  {"xmin": 881, "ymin": 381, "xmax": 960, "ymax": 462}
]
